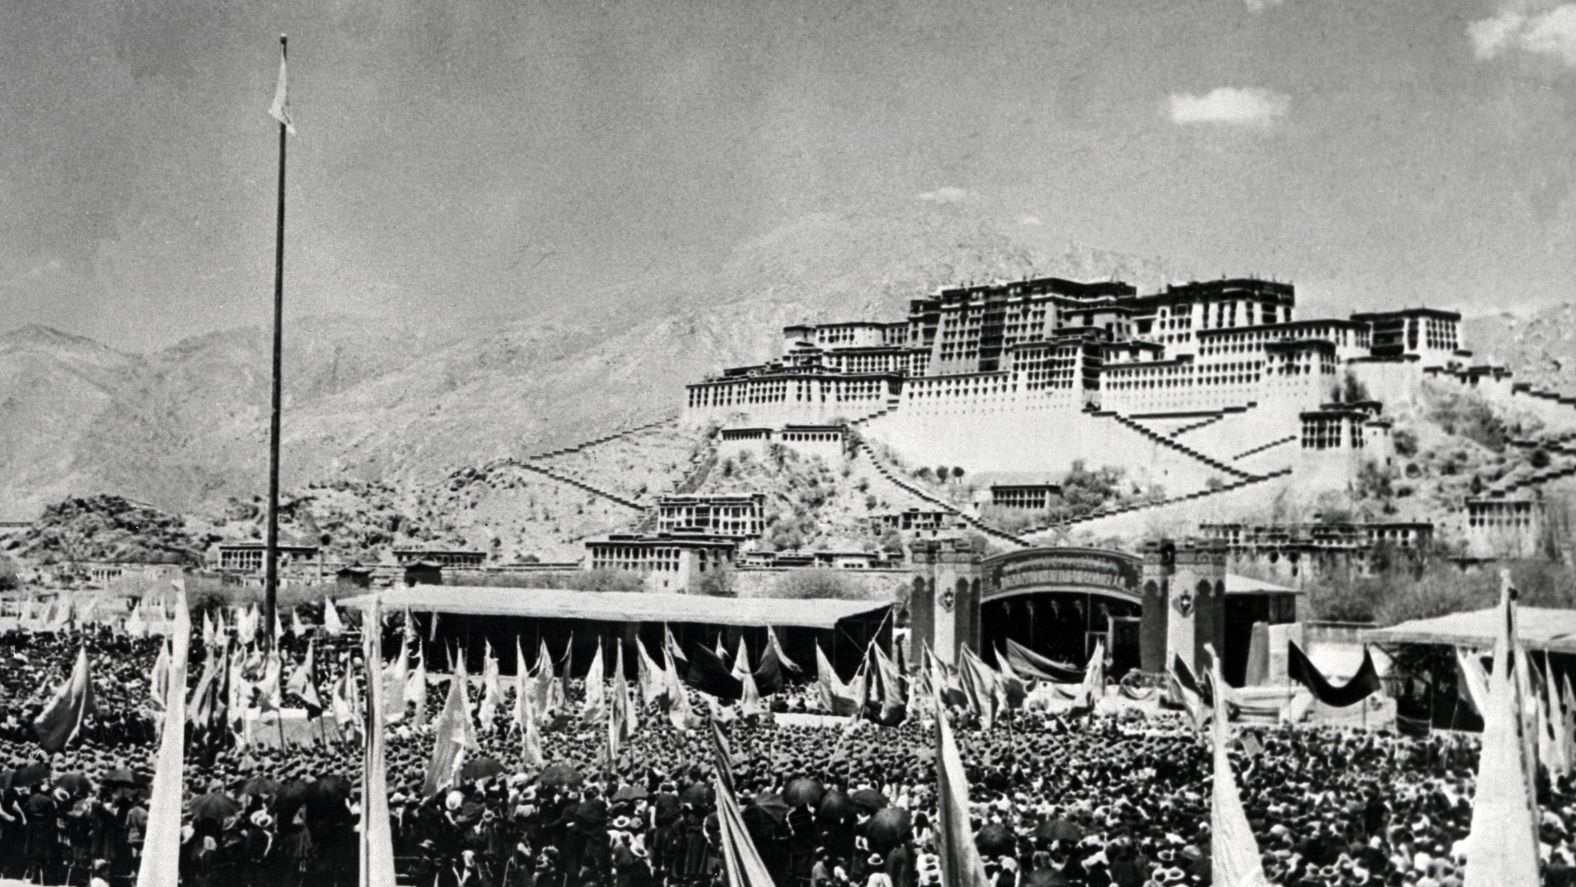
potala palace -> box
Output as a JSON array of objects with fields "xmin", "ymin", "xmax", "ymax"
[{"xmin": 683, "ymin": 275, "xmax": 1563, "ymax": 552}]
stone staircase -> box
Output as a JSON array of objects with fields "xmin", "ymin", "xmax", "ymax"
[
  {"xmin": 1097, "ymin": 411, "xmax": 1256, "ymax": 481},
  {"xmin": 511, "ymin": 462, "xmax": 646, "ymax": 511},
  {"xmin": 1020, "ymin": 468, "xmax": 1294, "ymax": 538},
  {"xmin": 848, "ymin": 399, "xmax": 903, "ymax": 427},
  {"xmin": 851, "ymin": 442, "xmax": 1028, "ymax": 549},
  {"xmin": 1230, "ymin": 435, "xmax": 1297, "ymax": 462},
  {"xmin": 1169, "ymin": 413, "xmax": 1225, "ymax": 438},
  {"xmin": 525, "ymin": 414, "xmax": 678, "ymax": 462}
]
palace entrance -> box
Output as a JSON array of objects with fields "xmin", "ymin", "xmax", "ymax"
[{"xmin": 978, "ymin": 548, "xmax": 1144, "ymax": 678}]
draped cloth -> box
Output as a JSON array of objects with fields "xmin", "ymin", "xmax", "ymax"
[
  {"xmin": 1456, "ymin": 648, "xmax": 1490, "ymax": 717},
  {"xmin": 359, "ymin": 596, "xmax": 397, "ymax": 887},
  {"xmin": 933, "ymin": 662, "xmax": 990, "ymax": 886},
  {"xmin": 815, "ymin": 642, "xmax": 860, "ymax": 717},
  {"xmin": 1287, "ymin": 641, "xmax": 1381, "ymax": 708},
  {"xmin": 1003, "ymin": 638, "xmax": 1082, "ymax": 682},
  {"xmin": 1206, "ymin": 646, "xmax": 1270, "ymax": 887},
  {"xmin": 716, "ymin": 769, "xmax": 777, "ymax": 886},
  {"xmin": 1463, "ymin": 580, "xmax": 1541, "ymax": 887},
  {"xmin": 137, "ymin": 582, "xmax": 191, "ymax": 887}
]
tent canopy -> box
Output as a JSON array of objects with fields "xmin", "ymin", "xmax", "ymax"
[
  {"xmin": 343, "ymin": 585, "xmax": 890, "ymax": 631},
  {"xmin": 1365, "ymin": 606, "xmax": 1576, "ymax": 654},
  {"xmin": 1225, "ymin": 574, "xmax": 1303, "ymax": 596}
]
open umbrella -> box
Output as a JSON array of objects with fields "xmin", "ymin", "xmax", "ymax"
[
  {"xmin": 866, "ymin": 807, "xmax": 913, "ymax": 852},
  {"xmin": 976, "ymin": 822, "xmax": 1015, "ymax": 857},
  {"xmin": 817, "ymin": 789, "xmax": 855, "ymax": 822},
  {"xmin": 745, "ymin": 792, "xmax": 790, "ymax": 824},
  {"xmin": 103, "ymin": 768, "xmax": 141, "ymax": 787},
  {"xmin": 190, "ymin": 792, "xmax": 241, "ymax": 824},
  {"xmin": 783, "ymin": 777, "xmax": 824, "ymax": 808},
  {"xmin": 849, "ymin": 788, "xmax": 889, "ymax": 813},
  {"xmin": 12, "ymin": 762, "xmax": 50, "ymax": 789},
  {"xmin": 236, "ymin": 775, "xmax": 281, "ymax": 797},
  {"xmin": 461, "ymin": 756, "xmax": 506, "ymax": 782},
  {"xmin": 52, "ymin": 773, "xmax": 92, "ymax": 797},
  {"xmin": 612, "ymin": 784, "xmax": 649, "ymax": 803},
  {"xmin": 1035, "ymin": 818, "xmax": 1085, "ymax": 843},
  {"xmin": 680, "ymin": 782, "xmax": 714, "ymax": 807},
  {"xmin": 538, "ymin": 763, "xmax": 584, "ymax": 789}
]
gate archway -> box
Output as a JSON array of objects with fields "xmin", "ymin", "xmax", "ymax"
[{"xmin": 980, "ymin": 547, "xmax": 1143, "ymax": 677}]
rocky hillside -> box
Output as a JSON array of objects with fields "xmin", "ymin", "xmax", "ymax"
[
  {"xmin": 2, "ymin": 495, "xmax": 206, "ymax": 566},
  {"xmin": 0, "ymin": 205, "xmax": 1183, "ymax": 521},
  {"xmin": 1465, "ymin": 306, "xmax": 1576, "ymax": 391}
]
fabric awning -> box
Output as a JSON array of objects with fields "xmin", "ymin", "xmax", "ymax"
[
  {"xmin": 1365, "ymin": 606, "xmax": 1576, "ymax": 654},
  {"xmin": 343, "ymin": 585, "xmax": 891, "ymax": 631},
  {"xmin": 1225, "ymin": 574, "xmax": 1303, "ymax": 596}
]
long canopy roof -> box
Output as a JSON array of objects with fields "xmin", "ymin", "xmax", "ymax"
[
  {"xmin": 1364, "ymin": 606, "xmax": 1576, "ymax": 654},
  {"xmin": 344, "ymin": 585, "xmax": 890, "ymax": 630}
]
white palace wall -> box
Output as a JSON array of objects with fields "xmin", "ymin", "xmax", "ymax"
[{"xmin": 862, "ymin": 406, "xmax": 1228, "ymax": 493}]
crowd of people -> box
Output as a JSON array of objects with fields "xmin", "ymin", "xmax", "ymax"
[{"xmin": 0, "ymin": 617, "xmax": 1571, "ymax": 887}]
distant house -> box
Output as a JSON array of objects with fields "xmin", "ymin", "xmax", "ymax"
[
  {"xmin": 214, "ymin": 541, "xmax": 320, "ymax": 575},
  {"xmin": 989, "ymin": 483, "xmax": 1063, "ymax": 511},
  {"xmin": 393, "ymin": 548, "xmax": 487, "ymax": 569}
]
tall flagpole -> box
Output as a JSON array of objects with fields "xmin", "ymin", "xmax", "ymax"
[{"xmin": 264, "ymin": 34, "xmax": 289, "ymax": 650}]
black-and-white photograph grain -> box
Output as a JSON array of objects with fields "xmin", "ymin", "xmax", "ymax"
[{"xmin": 3, "ymin": 2, "xmax": 1576, "ymax": 885}]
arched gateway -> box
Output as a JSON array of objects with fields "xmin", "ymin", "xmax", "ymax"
[{"xmin": 910, "ymin": 538, "xmax": 1298, "ymax": 684}]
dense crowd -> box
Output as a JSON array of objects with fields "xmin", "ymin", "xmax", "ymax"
[{"xmin": 2, "ymin": 623, "xmax": 1574, "ymax": 887}]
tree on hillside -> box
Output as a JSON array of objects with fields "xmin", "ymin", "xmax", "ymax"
[
  {"xmin": 0, "ymin": 556, "xmax": 18, "ymax": 591},
  {"xmin": 951, "ymin": 466, "xmax": 965, "ymax": 483},
  {"xmin": 935, "ymin": 465, "xmax": 950, "ymax": 484}
]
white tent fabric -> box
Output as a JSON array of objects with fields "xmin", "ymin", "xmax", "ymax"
[{"xmin": 342, "ymin": 586, "xmax": 889, "ymax": 630}]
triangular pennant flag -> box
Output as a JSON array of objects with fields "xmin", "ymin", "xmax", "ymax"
[
  {"xmin": 582, "ymin": 640, "xmax": 606, "ymax": 725},
  {"xmin": 1205, "ymin": 645, "xmax": 1270, "ymax": 887},
  {"xmin": 291, "ymin": 608, "xmax": 307, "ymax": 639},
  {"xmin": 359, "ymin": 594, "xmax": 397, "ymax": 886},
  {"xmin": 422, "ymin": 660, "xmax": 479, "ymax": 798},
  {"xmin": 267, "ymin": 37, "xmax": 296, "ymax": 135},
  {"xmin": 478, "ymin": 640, "xmax": 503, "ymax": 731},
  {"xmin": 1463, "ymin": 575, "xmax": 1541, "ymax": 886},
  {"xmin": 136, "ymin": 582, "xmax": 191, "ymax": 887},
  {"xmin": 933, "ymin": 660, "xmax": 990, "ymax": 886},
  {"xmin": 406, "ymin": 652, "xmax": 429, "ymax": 730},
  {"xmin": 322, "ymin": 595, "xmax": 344, "ymax": 636}
]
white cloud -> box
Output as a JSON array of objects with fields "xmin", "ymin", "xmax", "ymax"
[
  {"xmin": 1167, "ymin": 87, "xmax": 1291, "ymax": 128},
  {"xmin": 1245, "ymin": 0, "xmax": 1284, "ymax": 11},
  {"xmin": 915, "ymin": 186, "xmax": 974, "ymax": 205},
  {"xmin": 1017, "ymin": 214, "xmax": 1043, "ymax": 227},
  {"xmin": 1470, "ymin": 4, "xmax": 1576, "ymax": 66}
]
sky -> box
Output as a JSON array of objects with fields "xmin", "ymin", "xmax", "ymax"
[{"xmin": 1, "ymin": 0, "xmax": 1574, "ymax": 351}]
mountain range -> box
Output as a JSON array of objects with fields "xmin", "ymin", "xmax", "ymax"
[{"xmin": 0, "ymin": 205, "xmax": 1185, "ymax": 521}]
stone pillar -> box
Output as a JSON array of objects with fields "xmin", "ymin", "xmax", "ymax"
[
  {"xmin": 1138, "ymin": 540, "xmax": 1227, "ymax": 678},
  {"xmin": 909, "ymin": 536, "xmax": 984, "ymax": 665}
]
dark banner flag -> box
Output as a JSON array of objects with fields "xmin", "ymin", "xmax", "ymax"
[
  {"xmin": 684, "ymin": 643, "xmax": 743, "ymax": 701},
  {"xmin": 34, "ymin": 647, "xmax": 95, "ymax": 753},
  {"xmin": 752, "ymin": 643, "xmax": 787, "ymax": 697},
  {"xmin": 1287, "ymin": 641, "xmax": 1382, "ymax": 708}
]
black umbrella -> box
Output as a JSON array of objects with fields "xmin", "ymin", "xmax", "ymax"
[
  {"xmin": 103, "ymin": 768, "xmax": 141, "ymax": 787},
  {"xmin": 849, "ymin": 788, "xmax": 889, "ymax": 813},
  {"xmin": 52, "ymin": 773, "xmax": 92, "ymax": 797},
  {"xmin": 680, "ymin": 782, "xmax": 714, "ymax": 807},
  {"xmin": 817, "ymin": 789, "xmax": 855, "ymax": 821},
  {"xmin": 866, "ymin": 807, "xmax": 913, "ymax": 852},
  {"xmin": 0, "ymin": 770, "xmax": 12, "ymax": 791},
  {"xmin": 745, "ymin": 792, "xmax": 790, "ymax": 824},
  {"xmin": 12, "ymin": 762, "xmax": 50, "ymax": 789},
  {"xmin": 461, "ymin": 756, "xmax": 506, "ymax": 782},
  {"xmin": 612, "ymin": 784, "xmax": 649, "ymax": 803},
  {"xmin": 976, "ymin": 822, "xmax": 1015, "ymax": 857},
  {"xmin": 1036, "ymin": 818, "xmax": 1085, "ymax": 843},
  {"xmin": 538, "ymin": 763, "xmax": 584, "ymax": 789},
  {"xmin": 190, "ymin": 792, "xmax": 241, "ymax": 824},
  {"xmin": 237, "ymin": 775, "xmax": 281, "ymax": 797},
  {"xmin": 783, "ymin": 777, "xmax": 824, "ymax": 808},
  {"xmin": 273, "ymin": 779, "xmax": 311, "ymax": 826}
]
